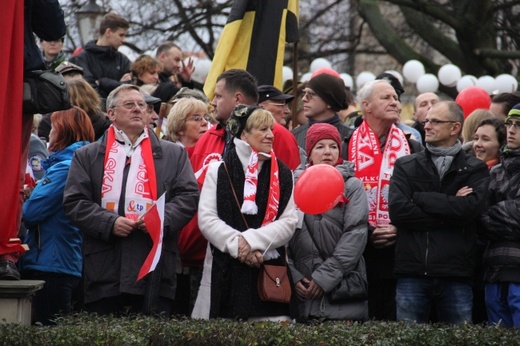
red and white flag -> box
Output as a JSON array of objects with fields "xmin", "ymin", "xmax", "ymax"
[
  {"xmin": 25, "ymin": 162, "xmax": 36, "ymax": 188},
  {"xmin": 137, "ymin": 192, "xmax": 165, "ymax": 281}
]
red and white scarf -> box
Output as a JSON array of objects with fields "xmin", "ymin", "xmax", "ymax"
[
  {"xmin": 101, "ymin": 125, "xmax": 157, "ymax": 220},
  {"xmin": 349, "ymin": 121, "xmax": 410, "ymax": 226},
  {"xmin": 241, "ymin": 149, "xmax": 280, "ymax": 226}
]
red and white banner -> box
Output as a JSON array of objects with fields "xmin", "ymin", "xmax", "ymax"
[{"xmin": 137, "ymin": 193, "xmax": 165, "ymax": 281}]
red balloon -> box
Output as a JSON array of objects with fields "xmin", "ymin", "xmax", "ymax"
[
  {"xmin": 455, "ymin": 86, "xmax": 492, "ymax": 118},
  {"xmin": 311, "ymin": 67, "xmax": 341, "ymax": 79},
  {"xmin": 294, "ymin": 164, "xmax": 345, "ymax": 215}
]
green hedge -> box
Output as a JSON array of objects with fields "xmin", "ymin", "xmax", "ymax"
[{"xmin": 1, "ymin": 314, "xmax": 519, "ymax": 345}]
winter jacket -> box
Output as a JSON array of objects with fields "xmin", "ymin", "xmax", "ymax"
[
  {"xmin": 72, "ymin": 40, "xmax": 131, "ymax": 98},
  {"xmin": 288, "ymin": 161, "xmax": 369, "ymax": 321},
  {"xmin": 481, "ymin": 148, "xmax": 520, "ymax": 283},
  {"xmin": 63, "ymin": 131, "xmax": 199, "ymax": 304},
  {"xmin": 21, "ymin": 141, "xmax": 88, "ymax": 277},
  {"xmin": 389, "ymin": 149, "xmax": 489, "ymax": 278}
]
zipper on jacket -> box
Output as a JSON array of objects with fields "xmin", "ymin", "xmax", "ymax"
[{"xmin": 424, "ymin": 231, "xmax": 429, "ymax": 276}]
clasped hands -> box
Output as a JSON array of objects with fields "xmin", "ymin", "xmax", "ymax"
[
  {"xmin": 295, "ymin": 278, "xmax": 324, "ymax": 300},
  {"xmin": 112, "ymin": 216, "xmax": 148, "ymax": 237},
  {"xmin": 237, "ymin": 235, "xmax": 263, "ymax": 268}
]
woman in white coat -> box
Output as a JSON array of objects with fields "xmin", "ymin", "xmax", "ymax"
[{"xmin": 192, "ymin": 105, "xmax": 297, "ymax": 320}]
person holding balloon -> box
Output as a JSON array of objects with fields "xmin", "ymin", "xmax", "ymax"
[
  {"xmin": 288, "ymin": 123, "xmax": 369, "ymax": 322},
  {"xmin": 193, "ymin": 105, "xmax": 298, "ymax": 320}
]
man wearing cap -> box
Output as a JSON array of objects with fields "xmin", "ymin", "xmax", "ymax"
[
  {"xmin": 143, "ymin": 93, "xmax": 162, "ymax": 131},
  {"xmin": 291, "ymin": 73, "xmax": 353, "ymax": 160},
  {"xmin": 389, "ymin": 101, "xmax": 489, "ymax": 324},
  {"xmin": 480, "ymin": 104, "xmax": 520, "ymax": 327},
  {"xmin": 258, "ymin": 85, "xmax": 294, "ymax": 126}
]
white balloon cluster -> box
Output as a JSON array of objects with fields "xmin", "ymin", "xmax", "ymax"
[
  {"xmin": 295, "ymin": 58, "xmax": 518, "ymax": 95},
  {"xmin": 400, "ymin": 59, "xmax": 518, "ymax": 94},
  {"xmin": 294, "ymin": 58, "xmax": 356, "ymax": 88}
]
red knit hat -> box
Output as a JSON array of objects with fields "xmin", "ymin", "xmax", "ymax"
[{"xmin": 305, "ymin": 123, "xmax": 342, "ymax": 160}]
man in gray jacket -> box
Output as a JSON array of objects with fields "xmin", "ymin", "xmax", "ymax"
[{"xmin": 63, "ymin": 84, "xmax": 199, "ymax": 316}]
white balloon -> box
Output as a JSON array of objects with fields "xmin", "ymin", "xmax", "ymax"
[
  {"xmin": 456, "ymin": 75, "xmax": 477, "ymax": 92},
  {"xmin": 494, "ymin": 74, "xmax": 518, "ymax": 93},
  {"xmin": 438, "ymin": 64, "xmax": 461, "ymax": 87},
  {"xmin": 356, "ymin": 71, "xmax": 376, "ymax": 89},
  {"xmin": 310, "ymin": 58, "xmax": 332, "ymax": 73},
  {"xmin": 339, "ymin": 73, "xmax": 354, "ymax": 89},
  {"xmin": 476, "ymin": 75, "xmax": 496, "ymax": 94},
  {"xmin": 402, "ymin": 60, "xmax": 425, "ymax": 83},
  {"xmin": 191, "ymin": 58, "xmax": 212, "ymax": 84},
  {"xmin": 416, "ymin": 74, "xmax": 439, "ymax": 93},
  {"xmin": 300, "ymin": 72, "xmax": 312, "ymax": 82},
  {"xmin": 385, "ymin": 70, "xmax": 404, "ymax": 86},
  {"xmin": 282, "ymin": 66, "xmax": 294, "ymax": 84}
]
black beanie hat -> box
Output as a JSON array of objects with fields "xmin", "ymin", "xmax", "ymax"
[{"xmin": 308, "ymin": 74, "xmax": 347, "ymax": 112}]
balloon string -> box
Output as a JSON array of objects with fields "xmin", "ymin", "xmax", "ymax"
[{"xmin": 262, "ymin": 231, "xmax": 278, "ymax": 257}]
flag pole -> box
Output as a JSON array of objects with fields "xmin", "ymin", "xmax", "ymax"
[{"xmin": 290, "ymin": 41, "xmax": 299, "ymax": 129}]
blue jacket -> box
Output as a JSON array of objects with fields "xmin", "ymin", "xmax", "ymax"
[{"xmin": 21, "ymin": 141, "xmax": 89, "ymax": 277}]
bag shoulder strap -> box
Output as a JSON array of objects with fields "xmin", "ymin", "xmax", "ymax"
[{"xmin": 223, "ymin": 162, "xmax": 249, "ymax": 229}]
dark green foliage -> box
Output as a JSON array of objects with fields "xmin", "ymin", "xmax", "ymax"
[{"xmin": 1, "ymin": 313, "xmax": 519, "ymax": 346}]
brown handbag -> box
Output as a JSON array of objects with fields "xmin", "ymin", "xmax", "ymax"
[
  {"xmin": 257, "ymin": 262, "xmax": 292, "ymax": 304},
  {"xmin": 223, "ymin": 162, "xmax": 292, "ymax": 304}
]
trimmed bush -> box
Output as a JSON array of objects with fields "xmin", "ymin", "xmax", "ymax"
[{"xmin": 1, "ymin": 313, "xmax": 519, "ymax": 345}]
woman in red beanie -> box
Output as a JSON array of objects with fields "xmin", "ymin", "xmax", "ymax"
[{"xmin": 288, "ymin": 123, "xmax": 369, "ymax": 322}]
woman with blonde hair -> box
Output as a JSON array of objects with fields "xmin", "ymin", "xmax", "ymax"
[
  {"xmin": 165, "ymin": 97, "xmax": 209, "ymax": 153},
  {"xmin": 193, "ymin": 105, "xmax": 297, "ymax": 320}
]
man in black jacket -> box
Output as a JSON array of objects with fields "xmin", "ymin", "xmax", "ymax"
[
  {"xmin": 389, "ymin": 101, "xmax": 489, "ymax": 324},
  {"xmin": 72, "ymin": 12, "xmax": 131, "ymax": 100}
]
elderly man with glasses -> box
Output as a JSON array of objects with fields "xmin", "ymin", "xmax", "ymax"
[
  {"xmin": 389, "ymin": 100, "xmax": 489, "ymax": 324},
  {"xmin": 63, "ymin": 84, "xmax": 199, "ymax": 317}
]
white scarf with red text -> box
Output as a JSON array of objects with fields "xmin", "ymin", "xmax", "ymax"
[
  {"xmin": 349, "ymin": 121, "xmax": 410, "ymax": 226},
  {"xmin": 241, "ymin": 149, "xmax": 280, "ymax": 227},
  {"xmin": 101, "ymin": 125, "xmax": 157, "ymax": 220}
]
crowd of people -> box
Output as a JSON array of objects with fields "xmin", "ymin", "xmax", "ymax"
[{"xmin": 4, "ymin": 4, "xmax": 520, "ymax": 329}]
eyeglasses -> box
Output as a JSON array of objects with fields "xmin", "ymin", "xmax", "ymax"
[
  {"xmin": 187, "ymin": 114, "xmax": 210, "ymax": 122},
  {"xmin": 302, "ymin": 90, "xmax": 318, "ymax": 100},
  {"xmin": 505, "ymin": 120, "xmax": 520, "ymax": 130},
  {"xmin": 113, "ymin": 101, "xmax": 147, "ymax": 110},
  {"xmin": 420, "ymin": 119, "xmax": 457, "ymax": 126}
]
